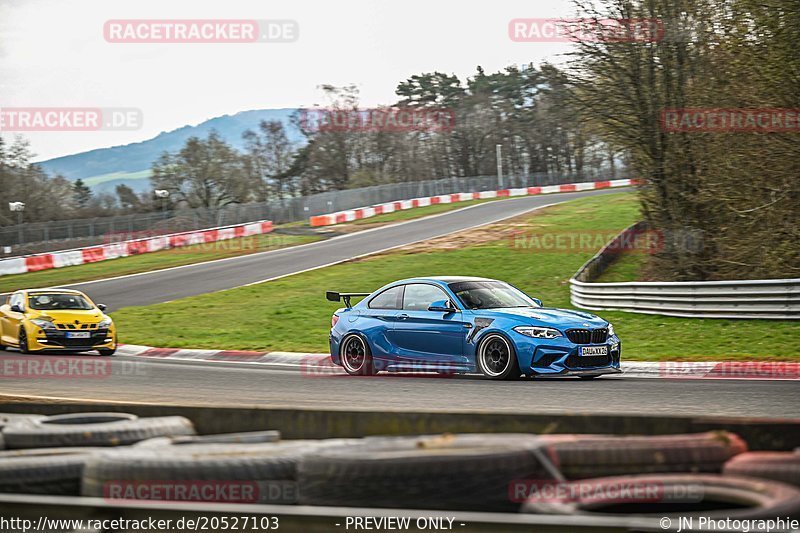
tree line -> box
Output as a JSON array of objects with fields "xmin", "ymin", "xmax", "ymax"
[{"xmin": 2, "ymin": 0, "xmax": 796, "ymax": 280}]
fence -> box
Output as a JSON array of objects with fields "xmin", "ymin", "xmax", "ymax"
[
  {"xmin": 1, "ymin": 170, "xmax": 619, "ymax": 255},
  {"xmin": 569, "ymin": 223, "xmax": 800, "ymax": 319}
]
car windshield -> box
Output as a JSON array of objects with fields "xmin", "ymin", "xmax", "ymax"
[
  {"xmin": 28, "ymin": 293, "xmax": 93, "ymax": 310},
  {"xmin": 448, "ymin": 281, "xmax": 540, "ymax": 310}
]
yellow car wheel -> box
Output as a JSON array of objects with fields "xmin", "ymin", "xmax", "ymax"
[{"xmin": 18, "ymin": 328, "xmax": 31, "ymax": 354}]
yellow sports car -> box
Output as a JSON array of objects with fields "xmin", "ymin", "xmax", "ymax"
[{"xmin": 0, "ymin": 288, "xmax": 116, "ymax": 355}]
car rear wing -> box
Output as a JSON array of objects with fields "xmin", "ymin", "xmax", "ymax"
[{"xmin": 326, "ymin": 291, "xmax": 370, "ymax": 307}]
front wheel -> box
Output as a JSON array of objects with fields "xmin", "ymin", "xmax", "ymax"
[
  {"xmin": 340, "ymin": 334, "xmax": 375, "ymax": 376},
  {"xmin": 18, "ymin": 328, "xmax": 31, "ymax": 354},
  {"xmin": 97, "ymin": 348, "xmax": 116, "ymax": 356},
  {"xmin": 477, "ymin": 334, "xmax": 520, "ymax": 380}
]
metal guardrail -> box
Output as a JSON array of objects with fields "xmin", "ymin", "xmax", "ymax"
[{"xmin": 570, "ymin": 223, "xmax": 800, "ymax": 320}]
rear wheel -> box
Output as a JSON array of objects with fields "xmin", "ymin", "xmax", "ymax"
[
  {"xmin": 340, "ymin": 334, "xmax": 374, "ymax": 376},
  {"xmin": 477, "ymin": 334, "xmax": 520, "ymax": 380}
]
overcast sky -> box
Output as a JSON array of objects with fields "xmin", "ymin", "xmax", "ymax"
[{"xmin": 0, "ymin": 0, "xmax": 576, "ymax": 161}]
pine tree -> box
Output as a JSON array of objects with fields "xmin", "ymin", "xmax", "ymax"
[{"xmin": 73, "ymin": 178, "xmax": 93, "ymax": 208}]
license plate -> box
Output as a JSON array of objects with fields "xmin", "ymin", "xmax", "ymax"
[
  {"xmin": 66, "ymin": 331, "xmax": 90, "ymax": 339},
  {"xmin": 580, "ymin": 345, "xmax": 608, "ymax": 357}
]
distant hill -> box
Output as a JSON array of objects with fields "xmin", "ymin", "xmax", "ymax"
[{"xmin": 36, "ymin": 108, "xmax": 303, "ymax": 193}]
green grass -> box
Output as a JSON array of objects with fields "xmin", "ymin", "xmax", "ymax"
[
  {"xmin": 112, "ymin": 192, "xmax": 800, "ymax": 360},
  {"xmin": 0, "ymin": 233, "xmax": 319, "ymax": 293},
  {"xmin": 594, "ymin": 253, "xmax": 648, "ymax": 282}
]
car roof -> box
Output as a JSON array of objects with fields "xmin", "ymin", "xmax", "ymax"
[
  {"xmin": 394, "ymin": 276, "xmax": 498, "ymax": 284},
  {"xmin": 25, "ymin": 288, "xmax": 84, "ymax": 295}
]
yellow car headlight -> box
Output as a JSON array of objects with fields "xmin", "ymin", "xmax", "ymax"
[
  {"xmin": 30, "ymin": 318, "xmax": 57, "ymax": 330},
  {"xmin": 99, "ymin": 317, "xmax": 113, "ymax": 328}
]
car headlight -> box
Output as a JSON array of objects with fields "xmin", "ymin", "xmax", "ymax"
[
  {"xmin": 513, "ymin": 326, "xmax": 562, "ymax": 339},
  {"xmin": 607, "ymin": 323, "xmax": 615, "ymax": 337},
  {"xmin": 30, "ymin": 318, "xmax": 56, "ymax": 330},
  {"xmin": 99, "ymin": 317, "xmax": 113, "ymax": 328}
]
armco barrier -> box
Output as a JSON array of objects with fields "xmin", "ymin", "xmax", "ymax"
[
  {"xmin": 0, "ymin": 220, "xmax": 273, "ymax": 277},
  {"xmin": 309, "ymin": 178, "xmax": 636, "ymax": 226},
  {"xmin": 569, "ymin": 223, "xmax": 800, "ymax": 319}
]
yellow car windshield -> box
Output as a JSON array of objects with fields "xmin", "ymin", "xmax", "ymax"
[{"xmin": 28, "ymin": 293, "xmax": 93, "ymax": 311}]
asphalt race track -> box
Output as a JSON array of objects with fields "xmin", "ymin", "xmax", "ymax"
[
  {"xmin": 4, "ymin": 186, "xmax": 797, "ymax": 419},
  {"xmin": 0, "ymin": 355, "xmax": 797, "ymax": 418},
  {"xmin": 54, "ymin": 188, "xmax": 621, "ymax": 311}
]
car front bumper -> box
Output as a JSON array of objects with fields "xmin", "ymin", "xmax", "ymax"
[
  {"xmin": 515, "ymin": 335, "xmax": 621, "ymax": 376},
  {"xmin": 30, "ymin": 328, "xmax": 116, "ymax": 352}
]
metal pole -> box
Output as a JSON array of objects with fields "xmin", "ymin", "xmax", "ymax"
[
  {"xmin": 496, "ymin": 144, "xmax": 504, "ymax": 189},
  {"xmin": 17, "ymin": 211, "xmax": 23, "ymax": 246}
]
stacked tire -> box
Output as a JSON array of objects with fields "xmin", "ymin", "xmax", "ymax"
[
  {"xmin": 298, "ymin": 433, "xmax": 554, "ymax": 512},
  {"xmin": 0, "ymin": 412, "xmax": 196, "ymax": 496},
  {"xmin": 540, "ymin": 431, "xmax": 748, "ymax": 478},
  {"xmin": 723, "ymin": 452, "xmax": 800, "ymax": 487}
]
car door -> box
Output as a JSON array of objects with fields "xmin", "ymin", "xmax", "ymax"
[
  {"xmin": 390, "ymin": 283, "xmax": 469, "ymax": 367},
  {"xmin": 360, "ymin": 284, "xmax": 404, "ymax": 360},
  {"xmin": 0, "ymin": 292, "xmax": 25, "ymax": 346}
]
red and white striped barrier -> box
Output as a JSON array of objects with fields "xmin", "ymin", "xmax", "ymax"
[
  {"xmin": 0, "ymin": 220, "xmax": 273, "ymax": 277},
  {"xmin": 309, "ymin": 178, "xmax": 639, "ymax": 227},
  {"xmin": 117, "ymin": 344, "xmax": 798, "ymax": 381}
]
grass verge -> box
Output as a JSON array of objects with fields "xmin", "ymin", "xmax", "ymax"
[{"xmin": 112, "ymin": 192, "xmax": 800, "ymax": 361}]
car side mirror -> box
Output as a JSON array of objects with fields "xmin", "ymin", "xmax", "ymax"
[
  {"xmin": 531, "ymin": 298, "xmax": 543, "ymax": 307},
  {"xmin": 10, "ymin": 304, "xmax": 23, "ymax": 313},
  {"xmin": 97, "ymin": 304, "xmax": 107, "ymax": 311},
  {"xmin": 428, "ymin": 299, "xmax": 456, "ymax": 313}
]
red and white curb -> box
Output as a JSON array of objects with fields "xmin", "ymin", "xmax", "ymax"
[
  {"xmin": 0, "ymin": 221, "xmax": 274, "ymax": 277},
  {"xmin": 309, "ymin": 178, "xmax": 639, "ymax": 227},
  {"xmin": 117, "ymin": 344, "xmax": 798, "ymax": 380}
]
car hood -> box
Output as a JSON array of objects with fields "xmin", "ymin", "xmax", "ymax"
[
  {"xmin": 475, "ymin": 307, "xmax": 608, "ymax": 328},
  {"xmin": 30, "ymin": 309, "xmax": 104, "ymax": 324}
]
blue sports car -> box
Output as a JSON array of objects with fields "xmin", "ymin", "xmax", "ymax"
[{"xmin": 327, "ymin": 277, "xmax": 621, "ymax": 380}]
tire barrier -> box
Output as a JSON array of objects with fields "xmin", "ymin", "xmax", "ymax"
[
  {"xmin": 135, "ymin": 430, "xmax": 281, "ymax": 447},
  {"xmin": 0, "ymin": 447, "xmax": 103, "ymax": 495},
  {"xmin": 298, "ymin": 433, "xmax": 553, "ymax": 512},
  {"xmin": 1, "ymin": 412, "xmax": 195, "ymax": 449},
  {"xmin": 520, "ymin": 474, "xmax": 800, "ymax": 519},
  {"xmin": 0, "ymin": 414, "xmax": 48, "ymax": 450},
  {"xmin": 542, "ymin": 432, "xmax": 747, "ymax": 479},
  {"xmin": 81, "ymin": 441, "xmax": 322, "ymax": 505},
  {"xmin": 723, "ymin": 452, "xmax": 800, "ymax": 487}
]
